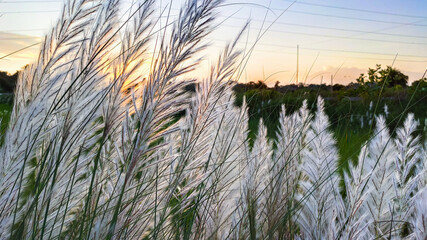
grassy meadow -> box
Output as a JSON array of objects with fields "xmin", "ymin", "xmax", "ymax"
[
  {"xmin": 1, "ymin": 0, "xmax": 427, "ymax": 239},
  {"xmin": 2, "ymin": 83, "xmax": 425, "ymax": 165}
]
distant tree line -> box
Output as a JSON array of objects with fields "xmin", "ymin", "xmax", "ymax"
[
  {"xmin": 1, "ymin": 64, "xmax": 426, "ymax": 94},
  {"xmin": 234, "ymin": 64, "xmax": 427, "ymax": 94},
  {"xmin": 0, "ymin": 71, "xmax": 18, "ymax": 93}
]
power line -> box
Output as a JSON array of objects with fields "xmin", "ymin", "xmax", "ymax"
[
  {"xmin": 3, "ymin": 17, "xmax": 427, "ymax": 40},
  {"xmin": 2, "ymin": 40, "xmax": 425, "ymax": 65},
  {"xmin": 3, "ymin": 0, "xmax": 427, "ymax": 20},
  {"xmin": 220, "ymin": 24, "xmax": 427, "ymax": 46},
  {"xmin": 2, "ymin": 7, "xmax": 427, "ymax": 28},
  {"xmin": 296, "ymin": 46, "xmax": 427, "ymax": 59},
  {"xmin": 285, "ymin": 9, "xmax": 427, "ymax": 27},
  {"xmin": 0, "ymin": 36, "xmax": 424, "ymax": 60},
  {"xmin": 0, "ymin": 42, "xmax": 39, "ymax": 60},
  {"xmin": 1, "ymin": 32, "xmax": 426, "ymax": 60},
  {"xmin": 5, "ymin": 24, "xmax": 425, "ymax": 46},
  {"xmin": 221, "ymin": 4, "xmax": 427, "ymax": 27},
  {"xmin": 225, "ymin": 16, "xmax": 427, "ymax": 39},
  {"xmin": 0, "ymin": 4, "xmax": 425, "ymax": 63},
  {"xmin": 301, "ymin": 17, "xmax": 427, "ymax": 47},
  {"xmin": 211, "ymin": 39, "xmax": 427, "ymax": 59},
  {"xmin": 258, "ymin": 49, "xmax": 427, "ymax": 63},
  {"xmin": 281, "ymin": 0, "xmax": 427, "ymax": 19},
  {"xmin": 209, "ymin": 44, "xmax": 426, "ymax": 63}
]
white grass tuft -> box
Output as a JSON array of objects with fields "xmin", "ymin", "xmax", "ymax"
[{"xmin": 295, "ymin": 97, "xmax": 342, "ymax": 240}]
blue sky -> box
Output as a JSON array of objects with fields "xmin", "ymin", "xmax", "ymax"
[{"xmin": 1, "ymin": 0, "xmax": 426, "ymax": 85}]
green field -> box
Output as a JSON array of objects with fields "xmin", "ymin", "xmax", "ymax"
[
  {"xmin": 233, "ymin": 84, "xmax": 427, "ymax": 169},
  {"xmin": 2, "ymin": 85, "xmax": 426, "ymax": 166}
]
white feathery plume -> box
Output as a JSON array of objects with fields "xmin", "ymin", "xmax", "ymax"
[
  {"xmin": 106, "ymin": 0, "xmax": 227, "ymax": 238},
  {"xmin": 156, "ymin": 26, "xmax": 245, "ymax": 239},
  {"xmin": 265, "ymin": 104, "xmax": 303, "ymax": 238},
  {"xmin": 419, "ymin": 132, "xmax": 427, "ymax": 188},
  {"xmin": 0, "ymin": 1, "xmax": 107, "ymax": 238},
  {"xmin": 229, "ymin": 114, "xmax": 271, "ymax": 239},
  {"xmin": 198, "ymin": 90, "xmax": 248, "ymax": 239},
  {"xmin": 293, "ymin": 99, "xmax": 312, "ymax": 165},
  {"xmin": 46, "ymin": 1, "xmax": 125, "ymax": 237},
  {"xmin": 0, "ymin": 0, "xmax": 100, "ymax": 194},
  {"xmin": 174, "ymin": 80, "xmax": 233, "ymax": 239},
  {"xmin": 83, "ymin": 2, "xmax": 158, "ymax": 238},
  {"xmin": 341, "ymin": 145, "xmax": 374, "ymax": 240},
  {"xmin": 0, "ymin": 0, "xmax": 229, "ymax": 238},
  {"xmin": 227, "ymin": 97, "xmax": 252, "ymax": 240},
  {"xmin": 410, "ymin": 188, "xmax": 427, "ymax": 240},
  {"xmin": 362, "ymin": 115, "xmax": 397, "ymax": 238},
  {"xmin": 11, "ymin": 0, "xmax": 99, "ymax": 114},
  {"xmin": 393, "ymin": 113, "xmax": 422, "ymax": 234},
  {"xmin": 295, "ymin": 96, "xmax": 342, "ymax": 240},
  {"xmin": 239, "ymin": 118, "xmax": 271, "ymax": 239}
]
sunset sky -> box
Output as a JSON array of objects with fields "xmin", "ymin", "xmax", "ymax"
[{"xmin": 1, "ymin": 0, "xmax": 426, "ymax": 85}]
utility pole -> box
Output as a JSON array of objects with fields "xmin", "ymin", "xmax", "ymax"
[
  {"xmin": 331, "ymin": 75, "xmax": 334, "ymax": 92},
  {"xmin": 296, "ymin": 45, "xmax": 299, "ymax": 85}
]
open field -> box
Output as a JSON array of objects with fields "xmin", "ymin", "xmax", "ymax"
[{"xmin": 1, "ymin": 0, "xmax": 427, "ymax": 239}]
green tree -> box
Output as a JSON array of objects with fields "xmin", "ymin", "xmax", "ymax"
[
  {"xmin": 356, "ymin": 65, "xmax": 408, "ymax": 88},
  {"xmin": 378, "ymin": 66, "xmax": 408, "ymax": 87}
]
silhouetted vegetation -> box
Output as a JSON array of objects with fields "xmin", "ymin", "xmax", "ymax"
[
  {"xmin": 0, "ymin": 71, "xmax": 18, "ymax": 93},
  {"xmin": 356, "ymin": 64, "xmax": 408, "ymax": 88}
]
